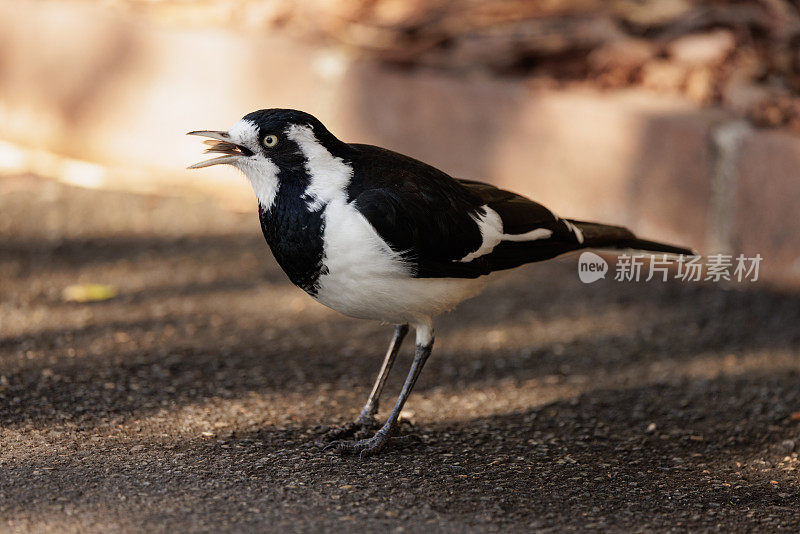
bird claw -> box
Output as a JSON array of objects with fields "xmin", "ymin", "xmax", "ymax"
[
  {"xmin": 324, "ymin": 431, "xmax": 390, "ymax": 458},
  {"xmin": 322, "ymin": 421, "xmax": 422, "ymax": 457},
  {"xmin": 321, "ymin": 415, "xmax": 380, "ymax": 442}
]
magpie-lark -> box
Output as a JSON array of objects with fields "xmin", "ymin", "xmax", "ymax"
[{"xmin": 189, "ymin": 109, "xmax": 692, "ymax": 456}]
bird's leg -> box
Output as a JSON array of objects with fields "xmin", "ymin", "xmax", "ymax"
[
  {"xmin": 326, "ymin": 322, "xmax": 433, "ymax": 457},
  {"xmin": 323, "ymin": 324, "xmax": 408, "ymax": 441},
  {"xmin": 357, "ymin": 323, "xmax": 410, "ymax": 422}
]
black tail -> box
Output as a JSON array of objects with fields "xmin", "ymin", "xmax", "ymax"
[{"xmin": 569, "ymin": 220, "xmax": 695, "ymax": 256}]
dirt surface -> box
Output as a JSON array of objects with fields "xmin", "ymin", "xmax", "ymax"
[{"xmin": 1, "ymin": 173, "xmax": 800, "ymax": 532}]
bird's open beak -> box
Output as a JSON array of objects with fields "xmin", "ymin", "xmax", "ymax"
[{"xmin": 186, "ymin": 130, "xmax": 249, "ymax": 169}]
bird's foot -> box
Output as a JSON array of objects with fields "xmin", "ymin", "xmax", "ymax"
[
  {"xmin": 322, "ymin": 419, "xmax": 420, "ymax": 457},
  {"xmin": 324, "ymin": 428, "xmax": 391, "ymax": 458},
  {"xmin": 321, "ymin": 415, "xmax": 381, "ymax": 442}
]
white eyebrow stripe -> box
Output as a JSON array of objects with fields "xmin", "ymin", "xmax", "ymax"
[{"xmin": 227, "ymin": 119, "xmax": 260, "ymax": 148}]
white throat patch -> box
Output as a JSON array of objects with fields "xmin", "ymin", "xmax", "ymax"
[
  {"xmin": 237, "ymin": 157, "xmax": 280, "ymax": 210},
  {"xmin": 286, "ymin": 124, "xmax": 353, "ymax": 211},
  {"xmin": 228, "ymin": 119, "xmax": 280, "ymax": 209}
]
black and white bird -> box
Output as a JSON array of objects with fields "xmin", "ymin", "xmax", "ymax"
[{"xmin": 188, "ymin": 109, "xmax": 692, "ymax": 456}]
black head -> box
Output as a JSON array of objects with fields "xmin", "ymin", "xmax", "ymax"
[
  {"xmin": 187, "ymin": 109, "xmax": 357, "ymax": 208},
  {"xmin": 187, "ymin": 108, "xmax": 352, "ymax": 173}
]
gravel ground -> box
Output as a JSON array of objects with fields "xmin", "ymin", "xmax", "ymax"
[{"xmin": 1, "ymin": 173, "xmax": 799, "ymax": 532}]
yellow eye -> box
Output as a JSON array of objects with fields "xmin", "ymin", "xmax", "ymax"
[{"xmin": 263, "ymin": 134, "xmax": 278, "ymax": 148}]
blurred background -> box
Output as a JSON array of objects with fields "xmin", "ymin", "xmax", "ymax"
[
  {"xmin": 2, "ymin": 0, "xmax": 800, "ymax": 281},
  {"xmin": 2, "ymin": 1, "xmax": 800, "ymax": 531}
]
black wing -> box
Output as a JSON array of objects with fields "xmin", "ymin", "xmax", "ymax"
[
  {"xmin": 347, "ymin": 145, "xmax": 485, "ymax": 277},
  {"xmin": 459, "ymin": 179, "xmax": 693, "ymax": 264},
  {"xmin": 453, "ymin": 178, "xmax": 593, "ymax": 273},
  {"xmin": 348, "ymin": 144, "xmax": 692, "ymax": 278},
  {"xmin": 347, "ymin": 145, "xmax": 591, "ymax": 278}
]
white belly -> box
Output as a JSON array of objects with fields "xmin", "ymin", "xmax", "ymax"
[{"xmin": 314, "ymin": 198, "xmax": 488, "ymax": 323}]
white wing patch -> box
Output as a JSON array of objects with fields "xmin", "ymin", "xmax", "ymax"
[
  {"xmin": 459, "ymin": 207, "xmax": 503, "ymax": 262},
  {"xmin": 562, "ymin": 219, "xmax": 585, "ymax": 243},
  {"xmin": 287, "ymin": 124, "xmax": 353, "ymax": 211},
  {"xmin": 459, "ymin": 205, "xmax": 554, "ymax": 262},
  {"xmin": 502, "ymin": 228, "xmax": 554, "ymax": 242}
]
